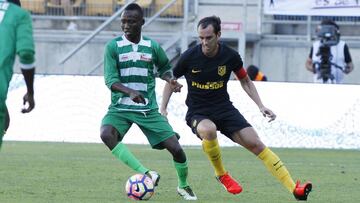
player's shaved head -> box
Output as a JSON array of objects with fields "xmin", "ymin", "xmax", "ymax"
[
  {"xmin": 124, "ymin": 3, "xmax": 144, "ymax": 19},
  {"xmin": 7, "ymin": 0, "xmax": 21, "ymax": 6}
]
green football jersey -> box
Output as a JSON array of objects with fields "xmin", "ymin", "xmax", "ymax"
[
  {"xmin": 104, "ymin": 35, "xmax": 171, "ymax": 112},
  {"xmin": 0, "ymin": 0, "xmax": 35, "ymax": 100}
]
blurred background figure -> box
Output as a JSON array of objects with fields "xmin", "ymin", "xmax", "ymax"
[
  {"xmin": 246, "ymin": 65, "xmax": 268, "ymax": 81},
  {"xmin": 50, "ymin": 0, "xmax": 78, "ymax": 30},
  {"xmin": 305, "ymin": 19, "xmax": 354, "ymax": 84}
]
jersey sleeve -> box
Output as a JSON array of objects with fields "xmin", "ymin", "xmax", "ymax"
[
  {"xmin": 16, "ymin": 10, "xmax": 35, "ymax": 65},
  {"xmin": 172, "ymin": 52, "xmax": 187, "ymax": 78},
  {"xmin": 103, "ymin": 40, "xmax": 120, "ymax": 89},
  {"xmin": 232, "ymin": 52, "xmax": 244, "ymax": 73},
  {"xmin": 152, "ymin": 41, "xmax": 171, "ymax": 78}
]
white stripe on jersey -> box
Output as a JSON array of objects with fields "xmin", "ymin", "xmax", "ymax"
[
  {"xmin": 0, "ymin": 2, "xmax": 9, "ymax": 10},
  {"xmin": 0, "ymin": 2, "xmax": 9, "ymax": 23},
  {"xmin": 117, "ymin": 97, "xmax": 149, "ymax": 106},
  {"xmin": 119, "ymin": 52, "xmax": 152, "ymax": 62},
  {"xmin": 120, "ymin": 67, "xmax": 148, "ymax": 77},
  {"xmin": 123, "ymin": 82, "xmax": 147, "ymax": 92},
  {"xmin": 116, "ymin": 35, "xmax": 151, "ymax": 48},
  {"xmin": 139, "ymin": 38, "xmax": 151, "ymax": 47},
  {"xmin": 116, "ymin": 40, "xmax": 131, "ymax": 47}
]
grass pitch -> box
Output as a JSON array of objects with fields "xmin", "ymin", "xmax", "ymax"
[{"xmin": 0, "ymin": 141, "xmax": 359, "ymax": 202}]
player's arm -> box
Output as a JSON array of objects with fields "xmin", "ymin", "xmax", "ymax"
[
  {"xmin": 153, "ymin": 42, "xmax": 183, "ymax": 92},
  {"xmin": 20, "ymin": 60, "xmax": 35, "ymax": 113},
  {"xmin": 103, "ymin": 42, "xmax": 145, "ymax": 104},
  {"xmin": 160, "ymin": 82, "xmax": 173, "ymax": 116},
  {"xmin": 344, "ymin": 44, "xmax": 354, "ymax": 74},
  {"xmin": 17, "ymin": 11, "xmax": 36, "ymax": 113},
  {"xmin": 159, "ymin": 51, "xmax": 187, "ymax": 116},
  {"xmin": 235, "ymin": 68, "xmax": 276, "ymax": 122},
  {"xmin": 305, "ymin": 47, "xmax": 315, "ymax": 73}
]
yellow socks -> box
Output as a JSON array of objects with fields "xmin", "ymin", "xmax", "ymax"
[
  {"xmin": 258, "ymin": 147, "xmax": 296, "ymax": 193},
  {"xmin": 202, "ymin": 139, "xmax": 226, "ymax": 177}
]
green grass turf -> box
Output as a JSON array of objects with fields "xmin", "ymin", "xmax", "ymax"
[{"xmin": 0, "ymin": 141, "xmax": 359, "ymax": 202}]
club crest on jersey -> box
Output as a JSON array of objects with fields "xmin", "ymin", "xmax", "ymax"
[{"xmin": 218, "ymin": 65, "xmax": 226, "ymax": 76}]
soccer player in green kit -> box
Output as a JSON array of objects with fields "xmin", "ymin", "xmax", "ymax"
[
  {"xmin": 0, "ymin": 0, "xmax": 36, "ymax": 149},
  {"xmin": 100, "ymin": 3, "xmax": 196, "ymax": 200}
]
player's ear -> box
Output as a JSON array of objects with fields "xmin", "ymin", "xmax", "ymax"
[
  {"xmin": 141, "ymin": 18, "xmax": 145, "ymax": 26},
  {"xmin": 217, "ymin": 31, "xmax": 221, "ymax": 38}
]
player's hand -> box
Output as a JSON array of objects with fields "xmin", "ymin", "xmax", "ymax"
[
  {"xmin": 21, "ymin": 92, "xmax": 35, "ymax": 113},
  {"xmin": 160, "ymin": 107, "xmax": 168, "ymax": 117},
  {"xmin": 129, "ymin": 90, "xmax": 146, "ymax": 104},
  {"xmin": 260, "ymin": 106, "xmax": 276, "ymax": 122},
  {"xmin": 169, "ymin": 79, "xmax": 183, "ymax": 93},
  {"xmin": 344, "ymin": 65, "xmax": 352, "ymax": 74}
]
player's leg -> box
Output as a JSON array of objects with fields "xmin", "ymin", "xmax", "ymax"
[
  {"xmin": 4, "ymin": 106, "xmax": 9, "ymax": 133},
  {"xmin": 232, "ymin": 127, "xmax": 312, "ymax": 200},
  {"xmin": 196, "ymin": 119, "xmax": 226, "ymax": 176},
  {"xmin": 160, "ymin": 136, "xmax": 197, "ymax": 200},
  {"xmin": 194, "ymin": 118, "xmax": 242, "ymax": 194},
  {"xmin": 0, "ymin": 101, "xmax": 5, "ymax": 149},
  {"xmin": 100, "ymin": 112, "xmax": 149, "ymax": 174},
  {"xmin": 137, "ymin": 110, "xmax": 196, "ymax": 200},
  {"xmin": 0, "ymin": 76, "xmax": 8, "ymax": 149}
]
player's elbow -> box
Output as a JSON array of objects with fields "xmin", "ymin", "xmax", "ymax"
[{"xmin": 18, "ymin": 50, "xmax": 35, "ymax": 69}]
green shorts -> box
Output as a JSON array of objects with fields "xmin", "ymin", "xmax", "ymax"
[{"xmin": 101, "ymin": 109, "xmax": 178, "ymax": 149}]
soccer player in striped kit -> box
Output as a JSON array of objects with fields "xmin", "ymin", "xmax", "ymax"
[{"xmin": 100, "ymin": 3, "xmax": 196, "ymax": 200}]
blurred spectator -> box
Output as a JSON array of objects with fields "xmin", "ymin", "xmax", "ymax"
[
  {"xmin": 305, "ymin": 19, "xmax": 354, "ymax": 84},
  {"xmin": 247, "ymin": 65, "xmax": 268, "ymax": 81},
  {"xmin": 51, "ymin": 0, "xmax": 78, "ymax": 30}
]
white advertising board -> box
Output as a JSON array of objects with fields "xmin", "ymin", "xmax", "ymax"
[
  {"xmin": 264, "ymin": 0, "xmax": 360, "ymax": 16},
  {"xmin": 5, "ymin": 75, "xmax": 360, "ymax": 149}
]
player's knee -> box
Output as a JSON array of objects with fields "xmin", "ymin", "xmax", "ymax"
[
  {"xmin": 163, "ymin": 138, "xmax": 186, "ymax": 162},
  {"xmin": 249, "ymin": 141, "xmax": 266, "ymax": 155},
  {"xmin": 197, "ymin": 121, "xmax": 217, "ymax": 138},
  {"xmin": 100, "ymin": 126, "xmax": 116, "ymax": 143},
  {"xmin": 172, "ymin": 147, "xmax": 186, "ymax": 163}
]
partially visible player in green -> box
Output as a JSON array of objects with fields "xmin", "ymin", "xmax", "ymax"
[
  {"xmin": 0, "ymin": 0, "xmax": 36, "ymax": 149},
  {"xmin": 100, "ymin": 3, "xmax": 196, "ymax": 200}
]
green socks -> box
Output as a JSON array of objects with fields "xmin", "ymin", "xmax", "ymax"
[
  {"xmin": 174, "ymin": 160, "xmax": 189, "ymax": 188},
  {"xmin": 111, "ymin": 143, "xmax": 149, "ymax": 174}
]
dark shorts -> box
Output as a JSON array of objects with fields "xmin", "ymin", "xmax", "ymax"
[{"xmin": 186, "ymin": 107, "xmax": 252, "ymax": 141}]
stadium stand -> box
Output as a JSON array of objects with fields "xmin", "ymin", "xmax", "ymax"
[
  {"xmin": 17, "ymin": 0, "xmax": 360, "ymax": 84},
  {"xmin": 22, "ymin": 0, "xmax": 46, "ymax": 14},
  {"xmin": 155, "ymin": 0, "xmax": 183, "ymax": 17},
  {"xmin": 118, "ymin": 0, "xmax": 153, "ymax": 8},
  {"xmin": 47, "ymin": 0, "xmax": 84, "ymax": 16},
  {"xmin": 85, "ymin": 0, "xmax": 115, "ymax": 16}
]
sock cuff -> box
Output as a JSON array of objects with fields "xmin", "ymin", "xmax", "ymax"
[
  {"xmin": 174, "ymin": 160, "xmax": 188, "ymax": 168},
  {"xmin": 202, "ymin": 138, "xmax": 219, "ymax": 148},
  {"xmin": 257, "ymin": 147, "xmax": 270, "ymax": 160}
]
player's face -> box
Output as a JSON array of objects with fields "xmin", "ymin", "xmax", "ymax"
[
  {"xmin": 198, "ymin": 24, "xmax": 220, "ymax": 57},
  {"xmin": 120, "ymin": 10, "xmax": 144, "ymax": 42}
]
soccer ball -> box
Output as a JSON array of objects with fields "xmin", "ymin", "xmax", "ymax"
[{"xmin": 125, "ymin": 173, "xmax": 154, "ymax": 200}]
